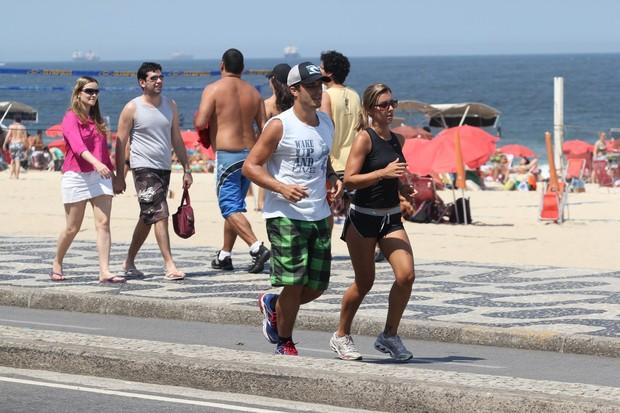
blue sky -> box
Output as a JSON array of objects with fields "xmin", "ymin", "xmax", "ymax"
[{"xmin": 3, "ymin": 0, "xmax": 620, "ymax": 61}]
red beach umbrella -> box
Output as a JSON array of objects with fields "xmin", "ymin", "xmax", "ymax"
[
  {"xmin": 46, "ymin": 124, "xmax": 63, "ymax": 137},
  {"xmin": 424, "ymin": 125, "xmax": 498, "ymax": 173},
  {"xmin": 392, "ymin": 125, "xmax": 432, "ymax": 140},
  {"xmin": 402, "ymin": 137, "xmax": 436, "ymax": 175},
  {"xmin": 47, "ymin": 138, "xmax": 66, "ymax": 153},
  {"xmin": 181, "ymin": 130, "xmax": 200, "ymax": 149},
  {"xmin": 562, "ymin": 139, "xmax": 594, "ymax": 156},
  {"xmin": 498, "ymin": 144, "xmax": 535, "ymax": 158}
]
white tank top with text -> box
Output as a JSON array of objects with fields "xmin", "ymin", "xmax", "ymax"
[{"xmin": 263, "ymin": 108, "xmax": 334, "ymax": 221}]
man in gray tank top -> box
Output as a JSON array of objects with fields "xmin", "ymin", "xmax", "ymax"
[{"xmin": 114, "ymin": 62, "xmax": 192, "ymax": 281}]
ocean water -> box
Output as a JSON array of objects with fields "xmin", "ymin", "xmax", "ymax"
[{"xmin": 1, "ymin": 54, "xmax": 618, "ymax": 157}]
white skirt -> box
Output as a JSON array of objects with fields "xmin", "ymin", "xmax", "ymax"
[{"xmin": 61, "ymin": 171, "xmax": 113, "ymax": 204}]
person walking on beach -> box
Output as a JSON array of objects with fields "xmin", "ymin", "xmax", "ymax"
[
  {"xmin": 243, "ymin": 62, "xmax": 342, "ymax": 355},
  {"xmin": 194, "ymin": 48, "xmax": 270, "ymax": 273},
  {"xmin": 113, "ymin": 62, "xmax": 192, "ymax": 281},
  {"xmin": 320, "ymin": 51, "xmax": 362, "ymax": 224},
  {"xmin": 51, "ymin": 76, "xmax": 124, "ymax": 283},
  {"xmin": 2, "ymin": 114, "xmax": 28, "ymax": 179},
  {"xmin": 329, "ymin": 83, "xmax": 415, "ymax": 361}
]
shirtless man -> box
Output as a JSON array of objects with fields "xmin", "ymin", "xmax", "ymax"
[
  {"xmin": 195, "ymin": 48, "xmax": 270, "ymax": 273},
  {"xmin": 2, "ymin": 115, "xmax": 28, "ymax": 179}
]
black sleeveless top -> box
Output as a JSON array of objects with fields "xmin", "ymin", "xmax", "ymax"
[{"xmin": 353, "ymin": 128, "xmax": 405, "ymax": 209}]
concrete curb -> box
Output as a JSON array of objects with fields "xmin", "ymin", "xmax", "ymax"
[
  {"xmin": 1, "ymin": 333, "xmax": 618, "ymax": 413},
  {"xmin": 1, "ymin": 286, "xmax": 618, "ymax": 358}
]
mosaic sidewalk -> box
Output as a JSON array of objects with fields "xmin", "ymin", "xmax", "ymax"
[{"xmin": 1, "ymin": 236, "xmax": 618, "ymax": 337}]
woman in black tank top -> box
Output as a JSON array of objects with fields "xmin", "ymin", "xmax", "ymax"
[{"xmin": 329, "ymin": 83, "xmax": 415, "ymax": 361}]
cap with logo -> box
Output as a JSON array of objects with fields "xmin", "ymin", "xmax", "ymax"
[
  {"xmin": 287, "ymin": 61, "xmax": 330, "ymax": 87},
  {"xmin": 266, "ymin": 63, "xmax": 291, "ymax": 84}
]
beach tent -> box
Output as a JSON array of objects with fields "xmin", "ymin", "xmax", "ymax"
[
  {"xmin": 0, "ymin": 101, "xmax": 39, "ymax": 122},
  {"xmin": 398, "ymin": 100, "xmax": 501, "ymax": 129}
]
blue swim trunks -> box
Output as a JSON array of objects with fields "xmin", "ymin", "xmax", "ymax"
[{"xmin": 216, "ymin": 149, "xmax": 251, "ymax": 218}]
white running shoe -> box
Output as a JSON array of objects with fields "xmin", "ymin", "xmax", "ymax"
[
  {"xmin": 374, "ymin": 332, "xmax": 413, "ymax": 361},
  {"xmin": 330, "ymin": 332, "xmax": 362, "ymax": 361}
]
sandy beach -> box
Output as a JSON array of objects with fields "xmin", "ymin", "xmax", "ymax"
[{"xmin": 1, "ymin": 170, "xmax": 618, "ymax": 270}]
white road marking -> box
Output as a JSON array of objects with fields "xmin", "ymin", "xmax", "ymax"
[
  {"xmin": 0, "ymin": 319, "xmax": 103, "ymax": 331},
  {"xmin": 0, "ymin": 376, "xmax": 283, "ymax": 412},
  {"xmin": 297, "ymin": 347, "xmax": 504, "ymax": 369}
]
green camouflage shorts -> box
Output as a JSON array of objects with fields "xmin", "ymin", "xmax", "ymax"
[{"xmin": 266, "ymin": 216, "xmax": 331, "ymax": 291}]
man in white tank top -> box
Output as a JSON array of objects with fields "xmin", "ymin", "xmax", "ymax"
[
  {"xmin": 114, "ymin": 62, "xmax": 192, "ymax": 281},
  {"xmin": 243, "ymin": 62, "xmax": 343, "ymax": 355}
]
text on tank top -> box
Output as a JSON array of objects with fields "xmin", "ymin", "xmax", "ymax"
[
  {"xmin": 353, "ymin": 128, "xmax": 405, "ymax": 209},
  {"xmin": 262, "ymin": 108, "xmax": 334, "ymax": 221},
  {"xmin": 130, "ymin": 95, "xmax": 174, "ymax": 170}
]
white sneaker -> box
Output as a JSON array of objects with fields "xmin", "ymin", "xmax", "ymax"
[
  {"xmin": 330, "ymin": 332, "xmax": 362, "ymax": 361},
  {"xmin": 374, "ymin": 332, "xmax": 413, "ymax": 361}
]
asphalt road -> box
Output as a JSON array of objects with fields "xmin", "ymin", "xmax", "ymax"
[
  {"xmin": 0, "ymin": 366, "xmax": 377, "ymax": 413},
  {"xmin": 0, "ymin": 305, "xmax": 618, "ymax": 388}
]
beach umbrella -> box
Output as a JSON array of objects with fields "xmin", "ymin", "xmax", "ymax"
[
  {"xmin": 181, "ymin": 130, "xmax": 199, "ymax": 148},
  {"xmin": 402, "ymin": 137, "xmax": 435, "ymax": 175},
  {"xmin": 46, "ymin": 124, "xmax": 63, "ymax": 137},
  {"xmin": 562, "ymin": 139, "xmax": 593, "ymax": 156},
  {"xmin": 499, "ymin": 144, "xmax": 535, "ymax": 158},
  {"xmin": 424, "ymin": 125, "xmax": 498, "ymax": 173},
  {"xmin": 47, "ymin": 138, "xmax": 66, "ymax": 153},
  {"xmin": 392, "ymin": 125, "xmax": 432, "ymax": 140},
  {"xmin": 0, "ymin": 101, "xmax": 38, "ymax": 122}
]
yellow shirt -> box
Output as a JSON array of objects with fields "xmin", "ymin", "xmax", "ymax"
[{"xmin": 326, "ymin": 86, "xmax": 361, "ymax": 172}]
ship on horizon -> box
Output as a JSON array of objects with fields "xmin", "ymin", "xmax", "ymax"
[
  {"xmin": 72, "ymin": 50, "xmax": 100, "ymax": 62},
  {"xmin": 284, "ymin": 45, "xmax": 299, "ymax": 59},
  {"xmin": 170, "ymin": 52, "xmax": 194, "ymax": 61}
]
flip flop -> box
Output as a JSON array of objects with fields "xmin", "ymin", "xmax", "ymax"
[
  {"xmin": 164, "ymin": 271, "xmax": 185, "ymax": 281},
  {"xmin": 49, "ymin": 271, "xmax": 65, "ymax": 282},
  {"xmin": 99, "ymin": 276, "xmax": 127, "ymax": 284},
  {"xmin": 123, "ymin": 268, "xmax": 144, "ymax": 278}
]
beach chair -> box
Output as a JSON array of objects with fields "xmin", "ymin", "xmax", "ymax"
[
  {"xmin": 538, "ymin": 181, "xmax": 567, "ymax": 223},
  {"xmin": 593, "ymin": 160, "xmax": 613, "ymax": 187},
  {"xmin": 564, "ymin": 158, "xmax": 586, "ymax": 181}
]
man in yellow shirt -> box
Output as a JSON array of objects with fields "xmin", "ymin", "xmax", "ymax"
[{"xmin": 320, "ymin": 51, "xmax": 362, "ymax": 223}]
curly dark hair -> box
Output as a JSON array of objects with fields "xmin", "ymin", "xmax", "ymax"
[{"xmin": 320, "ymin": 50, "xmax": 350, "ymax": 84}]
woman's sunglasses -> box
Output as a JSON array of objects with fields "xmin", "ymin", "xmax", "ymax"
[
  {"xmin": 82, "ymin": 88, "xmax": 100, "ymax": 96},
  {"xmin": 375, "ymin": 99, "xmax": 398, "ymax": 109}
]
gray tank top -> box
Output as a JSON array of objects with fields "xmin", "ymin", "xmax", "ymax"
[{"xmin": 130, "ymin": 95, "xmax": 174, "ymax": 170}]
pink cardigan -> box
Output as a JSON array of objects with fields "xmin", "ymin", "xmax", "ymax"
[{"xmin": 61, "ymin": 110, "xmax": 113, "ymax": 173}]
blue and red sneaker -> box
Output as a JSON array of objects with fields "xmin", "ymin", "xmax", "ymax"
[
  {"xmin": 274, "ymin": 339, "xmax": 298, "ymax": 356},
  {"xmin": 258, "ymin": 293, "xmax": 279, "ymax": 343}
]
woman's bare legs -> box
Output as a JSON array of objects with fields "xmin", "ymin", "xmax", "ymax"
[
  {"xmin": 52, "ymin": 200, "xmax": 87, "ymax": 278},
  {"xmin": 378, "ymin": 229, "xmax": 415, "ymax": 336},
  {"xmin": 90, "ymin": 194, "xmax": 115, "ymax": 281},
  {"xmin": 336, "ymin": 225, "xmax": 377, "ymax": 336}
]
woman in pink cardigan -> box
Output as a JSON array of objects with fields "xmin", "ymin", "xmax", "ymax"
[{"xmin": 50, "ymin": 76, "xmax": 125, "ymax": 283}]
